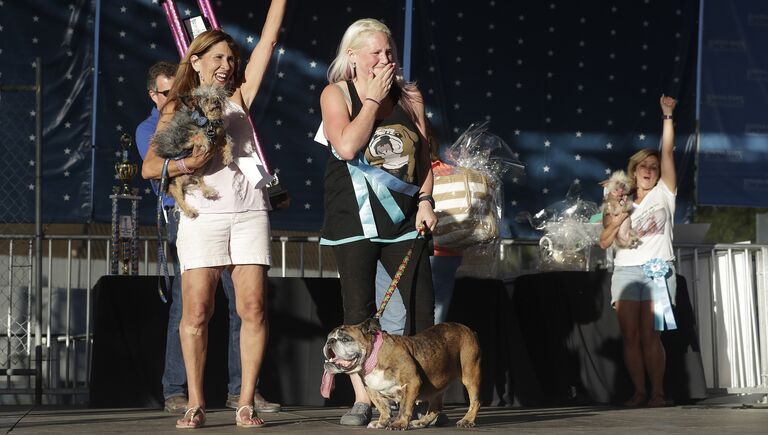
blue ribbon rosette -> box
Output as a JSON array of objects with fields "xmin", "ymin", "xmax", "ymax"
[{"xmin": 642, "ymin": 258, "xmax": 677, "ymax": 331}]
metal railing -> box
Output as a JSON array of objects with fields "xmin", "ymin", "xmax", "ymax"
[
  {"xmin": 0, "ymin": 232, "xmax": 336, "ymax": 405},
  {"xmin": 675, "ymin": 244, "xmax": 768, "ymax": 393},
  {"xmin": 2, "ymin": 233, "xmax": 767, "ymax": 404},
  {"xmin": 0, "ymin": 58, "xmax": 44, "ymax": 404}
]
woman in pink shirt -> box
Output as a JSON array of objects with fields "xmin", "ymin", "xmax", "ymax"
[{"xmin": 141, "ymin": 0, "xmax": 286, "ymax": 428}]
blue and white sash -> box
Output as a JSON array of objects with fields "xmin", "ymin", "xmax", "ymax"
[
  {"xmin": 642, "ymin": 258, "xmax": 677, "ymax": 331},
  {"xmin": 334, "ymin": 148, "xmax": 419, "ymax": 238}
]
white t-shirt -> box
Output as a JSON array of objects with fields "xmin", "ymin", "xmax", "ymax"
[{"xmin": 613, "ymin": 180, "xmax": 676, "ymax": 267}]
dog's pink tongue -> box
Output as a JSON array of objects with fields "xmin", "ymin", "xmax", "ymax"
[{"xmin": 320, "ymin": 369, "xmax": 335, "ymax": 399}]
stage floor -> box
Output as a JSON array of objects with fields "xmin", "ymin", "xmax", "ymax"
[{"xmin": 1, "ymin": 404, "xmax": 766, "ymax": 434}]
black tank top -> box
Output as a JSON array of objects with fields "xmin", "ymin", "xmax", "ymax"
[{"xmin": 321, "ymin": 81, "xmax": 422, "ymax": 243}]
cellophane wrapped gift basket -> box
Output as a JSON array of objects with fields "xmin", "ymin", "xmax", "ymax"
[
  {"xmin": 432, "ymin": 123, "xmax": 524, "ymax": 276},
  {"xmin": 523, "ymin": 182, "xmax": 603, "ymax": 271}
]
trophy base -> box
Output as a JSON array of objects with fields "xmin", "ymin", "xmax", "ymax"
[{"xmin": 268, "ymin": 181, "xmax": 290, "ymax": 211}]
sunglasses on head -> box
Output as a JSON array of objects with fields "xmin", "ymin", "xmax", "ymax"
[{"xmin": 154, "ymin": 89, "xmax": 171, "ymax": 97}]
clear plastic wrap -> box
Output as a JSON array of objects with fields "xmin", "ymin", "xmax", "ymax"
[
  {"xmin": 432, "ymin": 122, "xmax": 524, "ymax": 251},
  {"xmin": 520, "ymin": 183, "xmax": 602, "ymax": 271}
]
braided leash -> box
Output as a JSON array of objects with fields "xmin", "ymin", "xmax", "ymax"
[
  {"xmin": 154, "ymin": 159, "xmax": 172, "ymax": 304},
  {"xmin": 373, "ymin": 231, "xmax": 428, "ymax": 319}
]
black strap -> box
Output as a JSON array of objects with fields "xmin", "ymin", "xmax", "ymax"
[{"xmin": 155, "ymin": 159, "xmax": 171, "ymax": 304}]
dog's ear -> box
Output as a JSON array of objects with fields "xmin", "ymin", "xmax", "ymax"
[
  {"xmin": 361, "ymin": 317, "xmax": 382, "ymax": 335},
  {"xmin": 600, "ymin": 170, "xmax": 626, "ymax": 188},
  {"xmin": 179, "ymin": 94, "xmax": 197, "ymax": 109}
]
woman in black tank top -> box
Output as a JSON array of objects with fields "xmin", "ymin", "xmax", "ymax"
[{"xmin": 320, "ymin": 18, "xmax": 437, "ymax": 426}]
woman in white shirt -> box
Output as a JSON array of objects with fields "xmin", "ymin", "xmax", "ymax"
[{"xmin": 599, "ymin": 95, "xmax": 677, "ymax": 408}]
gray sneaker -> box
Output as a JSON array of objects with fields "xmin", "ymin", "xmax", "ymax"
[
  {"xmin": 163, "ymin": 395, "xmax": 188, "ymax": 414},
  {"xmin": 226, "ymin": 393, "xmax": 282, "ymax": 413},
  {"xmin": 340, "ymin": 402, "xmax": 372, "ymax": 426}
]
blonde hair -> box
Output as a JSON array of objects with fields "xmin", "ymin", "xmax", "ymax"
[
  {"xmin": 168, "ymin": 29, "xmax": 241, "ymax": 110},
  {"xmin": 627, "ymin": 148, "xmax": 660, "ymax": 189},
  {"xmin": 327, "ymin": 19, "xmax": 421, "ymax": 121},
  {"xmin": 328, "ymin": 19, "xmax": 396, "ymax": 83}
]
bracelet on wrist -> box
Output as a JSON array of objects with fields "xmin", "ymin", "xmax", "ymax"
[
  {"xmin": 175, "ymin": 157, "xmax": 194, "ymax": 174},
  {"xmin": 418, "ymin": 194, "xmax": 435, "ymax": 209},
  {"xmin": 662, "ymin": 115, "xmax": 673, "ymax": 120},
  {"xmin": 365, "ymin": 97, "xmax": 381, "ymax": 106}
]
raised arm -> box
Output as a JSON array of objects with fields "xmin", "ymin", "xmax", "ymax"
[
  {"xmin": 237, "ymin": 0, "xmax": 286, "ymax": 109},
  {"xmin": 660, "ymin": 94, "xmax": 677, "ymax": 192}
]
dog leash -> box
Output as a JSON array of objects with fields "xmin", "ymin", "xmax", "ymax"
[
  {"xmin": 154, "ymin": 158, "xmax": 172, "ymax": 304},
  {"xmin": 373, "ymin": 229, "xmax": 430, "ymax": 319},
  {"xmin": 155, "ymin": 147, "xmax": 196, "ymax": 303}
]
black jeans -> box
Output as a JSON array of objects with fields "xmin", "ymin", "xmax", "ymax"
[{"xmin": 333, "ymin": 238, "xmax": 434, "ymax": 336}]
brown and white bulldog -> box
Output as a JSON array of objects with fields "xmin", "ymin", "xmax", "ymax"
[{"xmin": 320, "ymin": 318, "xmax": 481, "ymax": 430}]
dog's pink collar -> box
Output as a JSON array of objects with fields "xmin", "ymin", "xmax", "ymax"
[{"xmin": 362, "ymin": 331, "xmax": 384, "ymax": 376}]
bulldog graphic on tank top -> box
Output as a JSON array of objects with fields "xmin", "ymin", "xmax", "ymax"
[{"xmin": 365, "ymin": 125, "xmax": 419, "ymax": 183}]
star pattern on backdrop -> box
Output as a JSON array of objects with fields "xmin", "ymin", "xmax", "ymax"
[
  {"xmin": 411, "ymin": 0, "xmax": 696, "ymax": 236},
  {"xmin": 0, "ymin": 0, "xmax": 92, "ymax": 223},
  {"xmin": 1, "ymin": 0, "xmax": 696, "ymax": 235}
]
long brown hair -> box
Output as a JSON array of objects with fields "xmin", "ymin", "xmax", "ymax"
[
  {"xmin": 167, "ymin": 29, "xmax": 241, "ymax": 111},
  {"xmin": 425, "ymin": 119, "xmax": 440, "ymax": 162}
]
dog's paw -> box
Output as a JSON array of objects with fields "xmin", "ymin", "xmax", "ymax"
[
  {"xmin": 182, "ymin": 209, "xmax": 199, "ymax": 219},
  {"xmin": 221, "ymin": 139, "xmax": 234, "ymax": 165},
  {"xmin": 367, "ymin": 420, "xmax": 387, "ymax": 429},
  {"xmin": 201, "ymin": 188, "xmax": 219, "ymax": 199},
  {"xmin": 385, "ymin": 420, "xmax": 410, "ymax": 431},
  {"xmin": 409, "ymin": 420, "xmax": 426, "ymax": 429},
  {"xmin": 456, "ymin": 418, "xmax": 475, "ymax": 428}
]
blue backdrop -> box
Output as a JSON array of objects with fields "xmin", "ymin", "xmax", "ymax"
[
  {"xmin": 1, "ymin": 0, "xmax": 700, "ymax": 238},
  {"xmin": 698, "ymin": 0, "xmax": 768, "ymax": 207}
]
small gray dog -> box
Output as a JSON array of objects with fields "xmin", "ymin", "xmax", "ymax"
[
  {"xmin": 600, "ymin": 170, "xmax": 640, "ymax": 249},
  {"xmin": 153, "ymin": 84, "xmax": 234, "ymax": 218}
]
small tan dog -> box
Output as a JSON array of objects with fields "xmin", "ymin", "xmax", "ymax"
[
  {"xmin": 152, "ymin": 84, "xmax": 234, "ymax": 218},
  {"xmin": 601, "ymin": 170, "xmax": 640, "ymax": 249},
  {"xmin": 321, "ymin": 318, "xmax": 481, "ymax": 430}
]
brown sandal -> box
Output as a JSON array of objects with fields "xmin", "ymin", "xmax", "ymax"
[
  {"xmin": 647, "ymin": 394, "xmax": 669, "ymax": 407},
  {"xmin": 623, "ymin": 392, "xmax": 647, "ymax": 407},
  {"xmin": 176, "ymin": 406, "xmax": 206, "ymax": 429},
  {"xmin": 236, "ymin": 405, "xmax": 266, "ymax": 428}
]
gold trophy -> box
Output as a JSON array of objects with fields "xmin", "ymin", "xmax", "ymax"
[
  {"xmin": 115, "ymin": 134, "xmax": 138, "ymax": 195},
  {"xmin": 110, "ymin": 133, "xmax": 141, "ymax": 275}
]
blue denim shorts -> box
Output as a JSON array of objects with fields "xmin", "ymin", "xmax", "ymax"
[{"xmin": 610, "ymin": 263, "xmax": 677, "ymax": 307}]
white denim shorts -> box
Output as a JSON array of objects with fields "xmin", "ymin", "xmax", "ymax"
[
  {"xmin": 610, "ymin": 263, "xmax": 677, "ymax": 308},
  {"xmin": 176, "ymin": 210, "xmax": 271, "ymax": 273}
]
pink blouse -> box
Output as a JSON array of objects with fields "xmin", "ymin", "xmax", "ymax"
[{"xmin": 184, "ymin": 99, "xmax": 269, "ymax": 213}]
